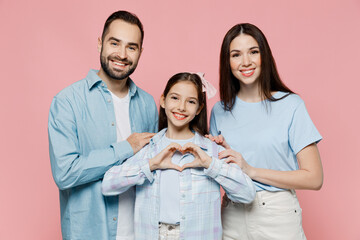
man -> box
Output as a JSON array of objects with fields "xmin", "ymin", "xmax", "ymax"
[{"xmin": 48, "ymin": 11, "xmax": 158, "ymax": 240}]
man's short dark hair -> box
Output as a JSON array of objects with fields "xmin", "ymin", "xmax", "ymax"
[{"xmin": 101, "ymin": 10, "xmax": 144, "ymax": 47}]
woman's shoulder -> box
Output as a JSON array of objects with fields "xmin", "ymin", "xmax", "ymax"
[
  {"xmin": 274, "ymin": 92, "xmax": 304, "ymax": 107},
  {"xmin": 211, "ymin": 101, "xmax": 227, "ymax": 113}
]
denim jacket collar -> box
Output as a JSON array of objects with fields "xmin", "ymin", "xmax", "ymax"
[{"xmin": 86, "ymin": 69, "xmax": 137, "ymax": 97}]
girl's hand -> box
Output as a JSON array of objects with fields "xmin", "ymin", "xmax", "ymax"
[
  {"xmin": 181, "ymin": 142, "xmax": 213, "ymax": 170},
  {"xmin": 149, "ymin": 143, "xmax": 182, "ymax": 171},
  {"xmin": 219, "ymin": 149, "xmax": 254, "ymax": 177},
  {"xmin": 205, "ymin": 134, "xmax": 231, "ymax": 149}
]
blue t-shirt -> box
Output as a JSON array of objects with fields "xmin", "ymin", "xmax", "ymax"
[
  {"xmin": 210, "ymin": 92, "xmax": 322, "ymax": 192},
  {"xmin": 159, "ymin": 135, "xmax": 195, "ymax": 224}
]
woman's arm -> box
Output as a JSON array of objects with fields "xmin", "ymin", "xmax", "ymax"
[
  {"xmin": 221, "ymin": 143, "xmax": 323, "ymax": 190},
  {"xmin": 181, "ymin": 143, "xmax": 256, "ymax": 203}
]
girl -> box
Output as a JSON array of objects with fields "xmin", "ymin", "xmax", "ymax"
[
  {"xmin": 102, "ymin": 72, "xmax": 255, "ymax": 240},
  {"xmin": 209, "ymin": 23, "xmax": 323, "ymax": 239}
]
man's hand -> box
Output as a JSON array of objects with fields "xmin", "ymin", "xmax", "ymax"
[{"xmin": 127, "ymin": 132, "xmax": 156, "ymax": 154}]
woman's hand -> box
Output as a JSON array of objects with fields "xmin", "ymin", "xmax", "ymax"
[
  {"xmin": 181, "ymin": 142, "xmax": 213, "ymax": 170},
  {"xmin": 149, "ymin": 143, "xmax": 182, "ymax": 171},
  {"xmin": 219, "ymin": 149, "xmax": 254, "ymax": 177},
  {"xmin": 205, "ymin": 134, "xmax": 231, "ymax": 149}
]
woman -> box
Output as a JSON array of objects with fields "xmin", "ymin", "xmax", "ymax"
[{"xmin": 209, "ymin": 23, "xmax": 323, "ymax": 239}]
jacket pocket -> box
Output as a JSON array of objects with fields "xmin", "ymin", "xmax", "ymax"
[{"xmin": 190, "ymin": 168, "xmax": 220, "ymax": 203}]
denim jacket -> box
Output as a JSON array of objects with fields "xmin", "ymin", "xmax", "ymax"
[{"xmin": 48, "ymin": 69, "xmax": 158, "ymax": 240}]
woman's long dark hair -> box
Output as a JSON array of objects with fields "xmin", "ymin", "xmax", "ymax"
[
  {"xmin": 219, "ymin": 23, "xmax": 294, "ymax": 111},
  {"xmin": 159, "ymin": 72, "xmax": 208, "ymax": 136}
]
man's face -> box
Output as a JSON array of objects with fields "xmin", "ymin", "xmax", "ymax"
[{"xmin": 98, "ymin": 20, "xmax": 142, "ymax": 81}]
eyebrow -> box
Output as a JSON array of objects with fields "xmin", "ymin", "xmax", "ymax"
[
  {"xmin": 108, "ymin": 37, "xmax": 140, "ymax": 48},
  {"xmin": 169, "ymin": 92, "xmax": 198, "ymax": 100},
  {"xmin": 230, "ymin": 46, "xmax": 259, "ymax": 53}
]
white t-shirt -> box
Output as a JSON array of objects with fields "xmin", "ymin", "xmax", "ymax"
[{"xmin": 110, "ymin": 91, "xmax": 134, "ymax": 240}]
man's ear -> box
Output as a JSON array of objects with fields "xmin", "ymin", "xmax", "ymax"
[
  {"xmin": 97, "ymin": 37, "xmax": 102, "ymax": 53},
  {"xmin": 160, "ymin": 95, "xmax": 165, "ymax": 109}
]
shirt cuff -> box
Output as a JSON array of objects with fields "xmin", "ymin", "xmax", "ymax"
[
  {"xmin": 111, "ymin": 140, "xmax": 134, "ymax": 164},
  {"xmin": 140, "ymin": 161, "xmax": 155, "ymax": 183},
  {"xmin": 204, "ymin": 157, "xmax": 222, "ymax": 179}
]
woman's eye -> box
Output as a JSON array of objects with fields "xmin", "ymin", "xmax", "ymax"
[
  {"xmin": 231, "ymin": 53, "xmax": 240, "ymax": 58},
  {"xmin": 171, "ymin": 96, "xmax": 178, "ymax": 100},
  {"xmin": 189, "ymin": 100, "xmax": 197, "ymax": 104},
  {"xmin": 251, "ymin": 50, "xmax": 259, "ymax": 55}
]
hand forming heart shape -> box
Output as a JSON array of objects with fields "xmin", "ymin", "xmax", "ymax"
[{"xmin": 148, "ymin": 142, "xmax": 213, "ymax": 172}]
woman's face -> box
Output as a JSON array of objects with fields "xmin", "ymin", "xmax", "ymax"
[{"xmin": 229, "ymin": 34, "xmax": 261, "ymax": 88}]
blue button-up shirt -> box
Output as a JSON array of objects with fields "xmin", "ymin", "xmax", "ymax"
[
  {"xmin": 48, "ymin": 69, "xmax": 158, "ymax": 240},
  {"xmin": 102, "ymin": 129, "xmax": 256, "ymax": 240}
]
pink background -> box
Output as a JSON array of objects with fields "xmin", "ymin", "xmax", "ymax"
[{"xmin": 1, "ymin": 0, "xmax": 359, "ymax": 239}]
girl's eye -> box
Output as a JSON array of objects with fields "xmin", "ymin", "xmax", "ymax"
[
  {"xmin": 189, "ymin": 100, "xmax": 197, "ymax": 104},
  {"xmin": 250, "ymin": 50, "xmax": 259, "ymax": 55},
  {"xmin": 231, "ymin": 53, "xmax": 240, "ymax": 58},
  {"xmin": 171, "ymin": 96, "xmax": 178, "ymax": 100}
]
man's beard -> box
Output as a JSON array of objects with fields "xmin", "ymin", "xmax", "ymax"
[{"xmin": 100, "ymin": 54, "xmax": 137, "ymax": 81}]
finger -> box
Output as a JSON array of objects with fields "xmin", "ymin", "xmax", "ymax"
[
  {"xmin": 142, "ymin": 132, "xmax": 156, "ymax": 139},
  {"xmin": 181, "ymin": 162, "xmax": 197, "ymax": 170},
  {"xmin": 168, "ymin": 143, "xmax": 182, "ymax": 151},
  {"xmin": 167, "ymin": 164, "xmax": 182, "ymax": 172},
  {"xmin": 225, "ymin": 157, "xmax": 235, "ymax": 164},
  {"xmin": 205, "ymin": 134, "xmax": 214, "ymax": 141},
  {"xmin": 219, "ymin": 149, "xmax": 235, "ymax": 159},
  {"xmin": 182, "ymin": 142, "xmax": 199, "ymax": 152}
]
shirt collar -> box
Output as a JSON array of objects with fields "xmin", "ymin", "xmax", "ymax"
[
  {"xmin": 150, "ymin": 128, "xmax": 208, "ymax": 151},
  {"xmin": 86, "ymin": 69, "xmax": 137, "ymax": 96}
]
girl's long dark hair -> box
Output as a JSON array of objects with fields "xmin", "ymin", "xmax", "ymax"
[
  {"xmin": 159, "ymin": 72, "xmax": 208, "ymax": 136},
  {"xmin": 219, "ymin": 23, "xmax": 294, "ymax": 111}
]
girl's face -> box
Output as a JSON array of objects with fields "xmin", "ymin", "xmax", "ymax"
[
  {"xmin": 229, "ymin": 34, "xmax": 261, "ymax": 88},
  {"xmin": 160, "ymin": 81, "xmax": 202, "ymax": 132}
]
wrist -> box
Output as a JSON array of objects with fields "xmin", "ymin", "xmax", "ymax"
[
  {"xmin": 247, "ymin": 165, "xmax": 256, "ymax": 179},
  {"xmin": 149, "ymin": 158, "xmax": 158, "ymax": 171},
  {"xmin": 203, "ymin": 156, "xmax": 212, "ymax": 169}
]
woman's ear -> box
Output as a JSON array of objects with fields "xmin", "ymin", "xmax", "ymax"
[
  {"xmin": 196, "ymin": 104, "xmax": 204, "ymax": 115},
  {"xmin": 160, "ymin": 95, "xmax": 165, "ymax": 109}
]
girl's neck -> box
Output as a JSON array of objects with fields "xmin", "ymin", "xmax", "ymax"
[{"xmin": 165, "ymin": 125, "xmax": 195, "ymax": 140}]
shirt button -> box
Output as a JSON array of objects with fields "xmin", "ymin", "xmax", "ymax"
[
  {"xmin": 113, "ymin": 217, "xmax": 117, "ymax": 221},
  {"xmin": 107, "ymin": 99, "xmax": 111, "ymax": 103},
  {"xmin": 101, "ymin": 83, "xmax": 105, "ymax": 87},
  {"xmin": 111, "ymin": 122, "xmax": 115, "ymax": 126}
]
